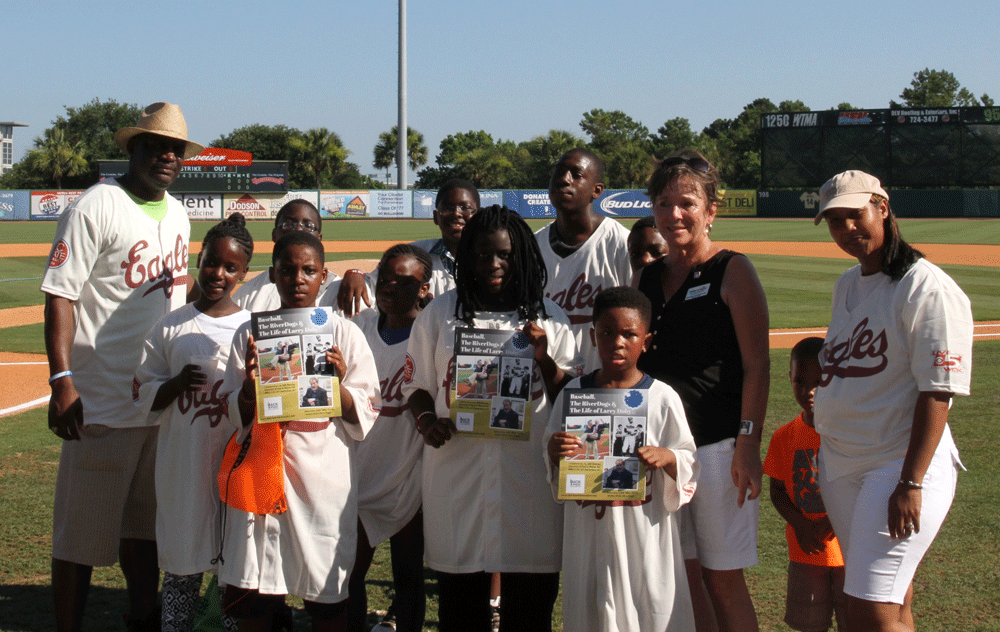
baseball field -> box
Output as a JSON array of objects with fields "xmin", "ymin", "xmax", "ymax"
[{"xmin": 1, "ymin": 216, "xmax": 998, "ymax": 630}]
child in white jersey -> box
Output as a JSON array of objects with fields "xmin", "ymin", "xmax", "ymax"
[
  {"xmin": 219, "ymin": 231, "xmax": 381, "ymax": 632},
  {"xmin": 133, "ymin": 213, "xmax": 254, "ymax": 632},
  {"xmin": 347, "ymin": 244, "xmax": 434, "ymax": 632},
  {"xmin": 546, "ymin": 287, "xmax": 698, "ymax": 632},
  {"xmin": 403, "ymin": 205, "xmax": 582, "ymax": 632}
]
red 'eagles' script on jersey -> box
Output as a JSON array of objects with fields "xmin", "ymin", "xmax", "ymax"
[
  {"xmin": 122, "ymin": 234, "xmax": 189, "ymax": 297},
  {"xmin": 819, "ymin": 318, "xmax": 888, "ymax": 386}
]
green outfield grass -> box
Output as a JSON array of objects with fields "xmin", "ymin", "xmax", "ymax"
[
  {"xmin": 3, "ymin": 342, "xmax": 997, "ymax": 631},
  {"xmin": 4, "ymin": 218, "xmax": 997, "ymax": 318},
  {"xmin": 5, "ymin": 216, "xmax": 1000, "ymax": 245}
]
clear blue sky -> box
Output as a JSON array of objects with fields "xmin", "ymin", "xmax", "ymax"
[{"xmin": 5, "ymin": 0, "xmax": 996, "ymax": 179}]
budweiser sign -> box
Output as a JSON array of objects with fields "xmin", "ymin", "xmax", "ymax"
[{"xmin": 184, "ymin": 147, "xmax": 253, "ymax": 166}]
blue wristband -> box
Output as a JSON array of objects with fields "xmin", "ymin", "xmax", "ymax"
[{"xmin": 49, "ymin": 370, "xmax": 73, "ymax": 384}]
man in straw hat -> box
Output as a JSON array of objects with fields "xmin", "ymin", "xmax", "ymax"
[{"xmin": 40, "ymin": 102, "xmax": 203, "ymax": 632}]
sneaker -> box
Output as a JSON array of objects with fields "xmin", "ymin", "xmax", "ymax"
[{"xmin": 370, "ymin": 611, "xmax": 397, "ymax": 631}]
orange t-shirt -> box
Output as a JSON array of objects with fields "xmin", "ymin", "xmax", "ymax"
[{"xmin": 763, "ymin": 413, "xmax": 844, "ymax": 566}]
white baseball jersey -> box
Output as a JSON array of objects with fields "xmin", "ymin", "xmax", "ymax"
[
  {"xmin": 402, "ymin": 291, "xmax": 582, "ymax": 573},
  {"xmin": 544, "ymin": 377, "xmax": 699, "ymax": 632},
  {"xmin": 353, "ymin": 310, "xmax": 423, "ymax": 547},
  {"xmin": 535, "ymin": 218, "xmax": 632, "ymax": 373},
  {"xmin": 133, "ymin": 304, "xmax": 249, "ymax": 575},
  {"xmin": 815, "ymin": 259, "xmax": 972, "ymax": 480},
  {"xmin": 218, "ymin": 315, "xmax": 381, "ymax": 603},
  {"xmin": 40, "ymin": 179, "xmax": 190, "ymax": 428},
  {"xmin": 233, "ymin": 269, "xmax": 340, "ymax": 313}
]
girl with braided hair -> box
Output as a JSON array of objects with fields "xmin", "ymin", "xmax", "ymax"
[
  {"xmin": 403, "ymin": 205, "xmax": 582, "ymax": 631},
  {"xmin": 348, "ymin": 243, "xmax": 433, "ymax": 632},
  {"xmin": 133, "ymin": 213, "xmax": 254, "ymax": 632}
]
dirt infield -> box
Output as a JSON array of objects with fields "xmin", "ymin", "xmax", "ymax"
[{"xmin": 0, "ymin": 352, "xmax": 47, "ymax": 413}]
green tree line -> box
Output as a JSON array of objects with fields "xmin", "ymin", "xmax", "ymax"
[{"xmin": 3, "ymin": 69, "xmax": 992, "ymax": 192}]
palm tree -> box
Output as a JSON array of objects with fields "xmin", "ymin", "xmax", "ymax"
[
  {"xmin": 288, "ymin": 128, "xmax": 350, "ymax": 189},
  {"xmin": 372, "ymin": 126, "xmax": 428, "ymax": 183},
  {"xmin": 32, "ymin": 124, "xmax": 87, "ymax": 189}
]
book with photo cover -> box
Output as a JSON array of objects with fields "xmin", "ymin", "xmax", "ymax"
[
  {"xmin": 557, "ymin": 386, "xmax": 648, "ymax": 501},
  {"xmin": 252, "ymin": 307, "xmax": 341, "ymax": 422},
  {"xmin": 449, "ymin": 326, "xmax": 534, "ymax": 440}
]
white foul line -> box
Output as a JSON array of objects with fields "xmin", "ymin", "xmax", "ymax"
[{"xmin": 0, "ymin": 395, "xmax": 49, "ymax": 417}]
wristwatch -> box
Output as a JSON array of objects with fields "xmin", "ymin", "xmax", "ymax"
[{"xmin": 739, "ymin": 420, "xmax": 754, "ymax": 435}]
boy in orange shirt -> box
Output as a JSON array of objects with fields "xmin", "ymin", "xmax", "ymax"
[{"xmin": 764, "ymin": 337, "xmax": 847, "ymax": 632}]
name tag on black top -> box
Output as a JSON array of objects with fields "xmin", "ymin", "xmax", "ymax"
[{"xmin": 685, "ymin": 283, "xmax": 710, "ymax": 300}]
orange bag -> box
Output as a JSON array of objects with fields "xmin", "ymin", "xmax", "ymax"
[{"xmin": 218, "ymin": 421, "xmax": 287, "ymax": 515}]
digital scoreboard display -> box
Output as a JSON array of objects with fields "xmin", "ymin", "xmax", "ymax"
[
  {"xmin": 97, "ymin": 148, "xmax": 288, "ymax": 193},
  {"xmin": 760, "ymin": 106, "xmax": 1000, "ymax": 188}
]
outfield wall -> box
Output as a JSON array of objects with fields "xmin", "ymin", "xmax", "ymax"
[
  {"xmin": 757, "ymin": 189, "xmax": 1000, "ymax": 218},
  {"xmin": 2, "ymin": 187, "xmax": 997, "ymax": 220}
]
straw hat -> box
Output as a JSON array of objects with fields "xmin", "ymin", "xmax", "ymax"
[{"xmin": 114, "ymin": 102, "xmax": 204, "ymax": 159}]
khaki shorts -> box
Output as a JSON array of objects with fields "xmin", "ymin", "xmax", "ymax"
[
  {"xmin": 52, "ymin": 424, "xmax": 158, "ymax": 567},
  {"xmin": 784, "ymin": 560, "xmax": 847, "ymax": 632}
]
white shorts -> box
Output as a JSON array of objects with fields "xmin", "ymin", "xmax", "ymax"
[
  {"xmin": 680, "ymin": 438, "xmax": 759, "ymax": 571},
  {"xmin": 52, "ymin": 424, "xmax": 158, "ymax": 567},
  {"xmin": 818, "ymin": 440, "xmax": 959, "ymax": 604}
]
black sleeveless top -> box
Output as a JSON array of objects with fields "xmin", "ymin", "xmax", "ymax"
[{"xmin": 636, "ymin": 250, "xmax": 743, "ymax": 447}]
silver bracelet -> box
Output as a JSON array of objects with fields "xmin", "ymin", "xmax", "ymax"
[
  {"xmin": 415, "ymin": 410, "xmax": 436, "ymax": 432},
  {"xmin": 898, "ymin": 478, "xmax": 923, "ymax": 489}
]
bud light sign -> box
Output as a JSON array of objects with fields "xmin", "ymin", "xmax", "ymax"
[{"xmin": 595, "ymin": 190, "xmax": 652, "ymax": 217}]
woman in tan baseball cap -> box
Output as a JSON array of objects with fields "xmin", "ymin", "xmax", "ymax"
[{"xmin": 813, "ymin": 169, "xmax": 973, "ymax": 631}]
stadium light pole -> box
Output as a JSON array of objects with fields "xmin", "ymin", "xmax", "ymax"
[{"xmin": 397, "ymin": 0, "xmax": 407, "ymax": 190}]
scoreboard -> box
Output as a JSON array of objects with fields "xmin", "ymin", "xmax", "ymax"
[
  {"xmin": 760, "ymin": 106, "xmax": 1000, "ymax": 188},
  {"xmin": 97, "ymin": 147, "xmax": 288, "ymax": 193}
]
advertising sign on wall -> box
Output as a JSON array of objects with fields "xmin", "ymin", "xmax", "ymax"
[
  {"xmin": 413, "ymin": 189, "xmax": 504, "ymax": 219},
  {"xmin": 504, "ymin": 190, "xmax": 556, "ymax": 218},
  {"xmin": 595, "ymin": 190, "xmax": 651, "ymax": 217},
  {"xmin": 0, "ymin": 190, "xmax": 29, "ymax": 220},
  {"xmin": 223, "ymin": 193, "xmax": 281, "ymax": 219},
  {"xmin": 320, "ymin": 191, "xmax": 370, "ymax": 218},
  {"xmin": 370, "ymin": 190, "xmax": 413, "ymax": 218},
  {"xmin": 220, "ymin": 191, "xmax": 318, "ymax": 220},
  {"xmin": 175, "ymin": 193, "xmax": 222, "ymax": 220},
  {"xmin": 717, "ymin": 190, "xmax": 757, "ymax": 216},
  {"xmin": 413, "ymin": 190, "xmax": 435, "ymax": 219},
  {"xmin": 31, "ymin": 191, "xmax": 85, "ymax": 219},
  {"xmin": 480, "ymin": 190, "xmax": 503, "ymax": 208},
  {"xmin": 275, "ymin": 189, "xmax": 319, "ymax": 213}
]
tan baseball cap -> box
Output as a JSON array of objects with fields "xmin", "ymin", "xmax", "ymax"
[{"xmin": 814, "ymin": 170, "xmax": 889, "ymax": 225}]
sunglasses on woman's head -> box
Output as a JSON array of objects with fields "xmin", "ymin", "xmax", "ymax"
[{"xmin": 661, "ymin": 156, "xmax": 712, "ymax": 174}]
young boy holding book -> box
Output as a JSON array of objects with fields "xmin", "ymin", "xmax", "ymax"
[
  {"xmin": 545, "ymin": 287, "xmax": 698, "ymax": 632},
  {"xmin": 763, "ymin": 337, "xmax": 846, "ymax": 632},
  {"xmin": 219, "ymin": 231, "xmax": 381, "ymax": 632}
]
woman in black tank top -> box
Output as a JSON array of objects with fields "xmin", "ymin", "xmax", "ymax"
[{"xmin": 637, "ymin": 149, "xmax": 770, "ymax": 632}]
